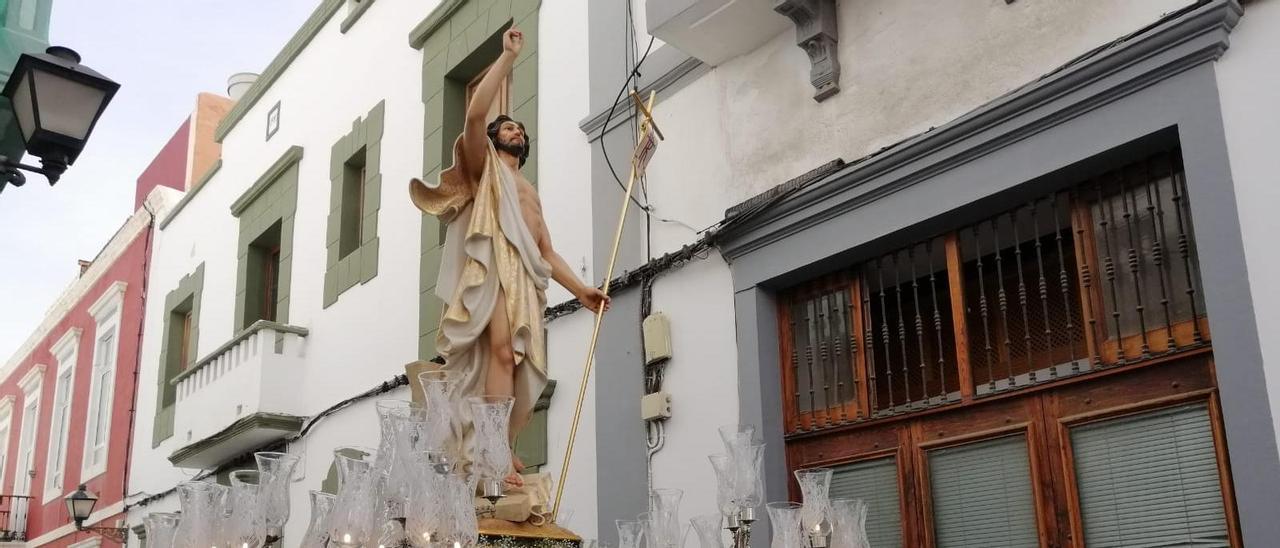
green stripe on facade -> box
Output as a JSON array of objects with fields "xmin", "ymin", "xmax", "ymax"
[{"xmin": 214, "ymin": 0, "xmax": 345, "ymax": 143}]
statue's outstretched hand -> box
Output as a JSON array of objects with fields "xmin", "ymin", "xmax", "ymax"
[
  {"xmin": 503, "ymin": 28, "xmax": 524, "ymax": 55},
  {"xmin": 577, "ymin": 287, "xmax": 611, "ymax": 314}
]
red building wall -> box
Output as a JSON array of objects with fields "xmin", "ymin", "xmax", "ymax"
[
  {"xmin": 133, "ymin": 119, "xmax": 190, "ymax": 211},
  {"xmin": 0, "ymin": 222, "xmax": 153, "ymax": 546}
]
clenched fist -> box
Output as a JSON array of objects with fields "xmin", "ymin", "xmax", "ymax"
[{"xmin": 503, "ymin": 28, "xmax": 524, "ymax": 55}]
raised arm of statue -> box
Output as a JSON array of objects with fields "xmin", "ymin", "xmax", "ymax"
[{"xmin": 460, "ymin": 28, "xmax": 522, "ymax": 182}]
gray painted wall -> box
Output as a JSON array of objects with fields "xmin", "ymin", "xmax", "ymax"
[
  {"xmin": 718, "ymin": 2, "xmax": 1280, "ymax": 544},
  {"xmin": 588, "ymin": 0, "xmax": 653, "ymax": 539}
]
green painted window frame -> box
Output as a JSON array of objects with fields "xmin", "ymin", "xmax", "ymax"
[
  {"xmin": 413, "ymin": 0, "xmax": 541, "ymax": 360},
  {"xmin": 323, "ymin": 101, "xmax": 384, "ymax": 308},
  {"xmin": 153, "ymin": 264, "xmax": 204, "ymax": 447},
  {"xmin": 232, "ymin": 146, "xmax": 303, "ymax": 331}
]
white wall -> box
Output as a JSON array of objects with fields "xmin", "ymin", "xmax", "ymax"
[
  {"xmin": 538, "ymin": 0, "xmax": 596, "ymax": 303},
  {"xmin": 646, "ymin": 253, "xmax": 739, "ymax": 518},
  {"xmin": 1215, "ymin": 0, "xmax": 1280, "ymax": 448},
  {"xmin": 127, "ymin": 0, "xmax": 432, "ymax": 537}
]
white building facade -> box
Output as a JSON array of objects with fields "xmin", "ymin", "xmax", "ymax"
[{"xmin": 125, "ymin": 0, "xmax": 1280, "ymax": 546}]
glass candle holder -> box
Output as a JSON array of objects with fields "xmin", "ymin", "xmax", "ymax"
[
  {"xmin": 144, "ymin": 512, "xmax": 181, "ymax": 548},
  {"xmin": 327, "ymin": 447, "xmax": 377, "ymax": 548},
  {"xmin": 467, "ymin": 395, "xmax": 515, "ymax": 501},
  {"xmin": 649, "ymin": 489, "xmax": 684, "ymax": 548},
  {"xmin": 691, "ymin": 514, "xmax": 725, "ymax": 548},
  {"xmin": 617, "ymin": 519, "xmax": 646, "ymax": 548},
  {"xmin": 173, "ymin": 481, "xmax": 225, "ymax": 548},
  {"xmin": 302, "ymin": 491, "xmax": 337, "ymax": 548},
  {"xmin": 419, "ymin": 370, "xmax": 459, "ymax": 455},
  {"xmin": 765, "ymin": 502, "xmax": 804, "ymax": 548},
  {"xmin": 228, "ymin": 470, "xmax": 266, "ymax": 548},
  {"xmin": 254, "ymin": 451, "xmax": 300, "ymax": 541},
  {"xmin": 794, "ymin": 468, "xmax": 833, "ymax": 548},
  {"xmin": 829, "ymin": 499, "xmax": 869, "ymax": 548}
]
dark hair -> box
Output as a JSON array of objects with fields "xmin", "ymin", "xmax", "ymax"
[{"xmin": 486, "ymin": 115, "xmax": 531, "ymax": 167}]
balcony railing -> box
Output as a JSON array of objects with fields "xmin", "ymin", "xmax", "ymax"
[
  {"xmin": 0, "ymin": 495, "xmax": 32, "ymax": 542},
  {"xmin": 780, "ymin": 151, "xmax": 1210, "ymax": 434},
  {"xmin": 168, "ymin": 320, "xmax": 309, "ymax": 467}
]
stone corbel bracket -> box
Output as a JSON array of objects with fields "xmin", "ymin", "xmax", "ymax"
[{"xmin": 774, "ymin": 0, "xmax": 841, "ymax": 102}]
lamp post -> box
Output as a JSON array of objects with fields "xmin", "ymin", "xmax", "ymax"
[
  {"xmin": 65, "ymin": 484, "xmax": 129, "ymax": 544},
  {"xmin": 0, "ymin": 46, "xmax": 119, "ymax": 193}
]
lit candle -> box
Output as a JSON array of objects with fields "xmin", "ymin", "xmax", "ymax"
[{"xmin": 342, "ymin": 533, "xmax": 353, "ymax": 545}]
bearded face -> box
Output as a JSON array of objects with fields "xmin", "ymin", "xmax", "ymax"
[
  {"xmin": 494, "ymin": 121, "xmax": 526, "ymax": 157},
  {"xmin": 486, "ymin": 115, "xmax": 530, "ymax": 167}
]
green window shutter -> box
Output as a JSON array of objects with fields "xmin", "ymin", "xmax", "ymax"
[
  {"xmin": 1071, "ymin": 403, "xmax": 1229, "ymax": 547},
  {"xmin": 830, "ymin": 457, "xmax": 902, "ymax": 548},
  {"xmin": 927, "ymin": 435, "xmax": 1038, "ymax": 548}
]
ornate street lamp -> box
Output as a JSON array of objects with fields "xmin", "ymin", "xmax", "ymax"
[
  {"xmin": 0, "ymin": 46, "xmax": 119, "ymax": 191},
  {"xmin": 65, "ymin": 484, "xmax": 129, "ymax": 544}
]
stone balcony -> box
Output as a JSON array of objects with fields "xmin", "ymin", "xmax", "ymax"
[{"xmin": 168, "ymin": 320, "xmax": 309, "ymax": 468}]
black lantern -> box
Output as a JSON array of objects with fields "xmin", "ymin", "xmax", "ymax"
[
  {"xmin": 0, "ymin": 46, "xmax": 119, "ymax": 188},
  {"xmin": 64, "ymin": 484, "xmax": 97, "ymax": 526},
  {"xmin": 64, "ymin": 484, "xmax": 128, "ymax": 543}
]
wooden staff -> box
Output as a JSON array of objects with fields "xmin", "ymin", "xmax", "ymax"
[{"xmin": 552, "ymin": 89, "xmax": 662, "ymax": 520}]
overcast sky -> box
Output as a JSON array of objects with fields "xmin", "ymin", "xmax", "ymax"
[{"xmin": 0, "ymin": 0, "xmax": 318, "ymax": 361}]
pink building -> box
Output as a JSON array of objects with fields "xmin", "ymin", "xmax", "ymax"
[{"xmin": 0, "ymin": 93, "xmax": 228, "ymax": 548}]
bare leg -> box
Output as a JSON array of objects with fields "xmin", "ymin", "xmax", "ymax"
[{"xmin": 484, "ymin": 287, "xmax": 525, "ymax": 486}]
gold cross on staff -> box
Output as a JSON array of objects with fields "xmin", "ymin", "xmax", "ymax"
[{"xmin": 551, "ymin": 88, "xmax": 662, "ymax": 522}]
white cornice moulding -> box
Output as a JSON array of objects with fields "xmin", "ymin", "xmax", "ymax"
[
  {"xmin": 49, "ymin": 327, "xmax": 83, "ymax": 363},
  {"xmin": 18, "ymin": 364, "xmax": 46, "ymax": 394},
  {"xmin": 0, "ymin": 395, "xmax": 14, "ymax": 419},
  {"xmin": 0, "ymin": 188, "xmax": 177, "ymax": 382},
  {"xmin": 87, "ymin": 281, "xmax": 128, "ymax": 322}
]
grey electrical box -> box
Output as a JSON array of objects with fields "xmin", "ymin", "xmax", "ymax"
[
  {"xmin": 643, "ymin": 312, "xmax": 673, "ymax": 365},
  {"xmin": 642, "ymin": 391, "xmax": 672, "ymax": 421}
]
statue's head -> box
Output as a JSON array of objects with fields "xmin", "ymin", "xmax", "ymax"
[{"xmin": 487, "ymin": 115, "xmax": 530, "ymax": 168}]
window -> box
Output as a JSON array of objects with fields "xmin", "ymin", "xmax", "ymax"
[
  {"xmin": 1071, "ymin": 404, "xmax": 1229, "ymax": 546},
  {"xmin": 45, "ymin": 362, "xmax": 73, "ymax": 496},
  {"xmin": 155, "ymin": 265, "xmax": 202, "ymax": 446},
  {"xmin": 927, "ymin": 435, "xmax": 1038, "ymax": 547},
  {"xmin": 780, "ymin": 151, "xmax": 1231, "ymax": 547},
  {"xmin": 266, "ymin": 101, "xmax": 280, "ymax": 140},
  {"xmin": 13, "ymin": 366, "xmax": 43, "ymax": 498},
  {"xmin": 0, "ymin": 399, "xmax": 14, "ymax": 499},
  {"xmin": 339, "ymin": 149, "xmax": 367, "ymax": 259},
  {"xmin": 779, "ymin": 151, "xmax": 1206, "ymax": 434},
  {"xmin": 829, "ymin": 458, "xmax": 902, "ymax": 547},
  {"xmin": 45, "ymin": 329, "xmax": 79, "ymax": 499},
  {"xmin": 180, "ymin": 311, "xmax": 194, "ymax": 367},
  {"xmin": 83, "ymin": 329, "xmax": 118, "ymax": 478},
  {"xmin": 465, "ymin": 67, "xmax": 511, "ymax": 121},
  {"xmin": 245, "ymin": 222, "xmax": 283, "ymax": 326}
]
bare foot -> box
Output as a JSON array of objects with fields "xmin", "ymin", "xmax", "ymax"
[{"xmin": 504, "ymin": 453, "xmax": 526, "ymax": 488}]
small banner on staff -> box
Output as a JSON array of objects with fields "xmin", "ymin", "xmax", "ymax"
[{"xmin": 633, "ymin": 121, "xmax": 658, "ymax": 177}]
